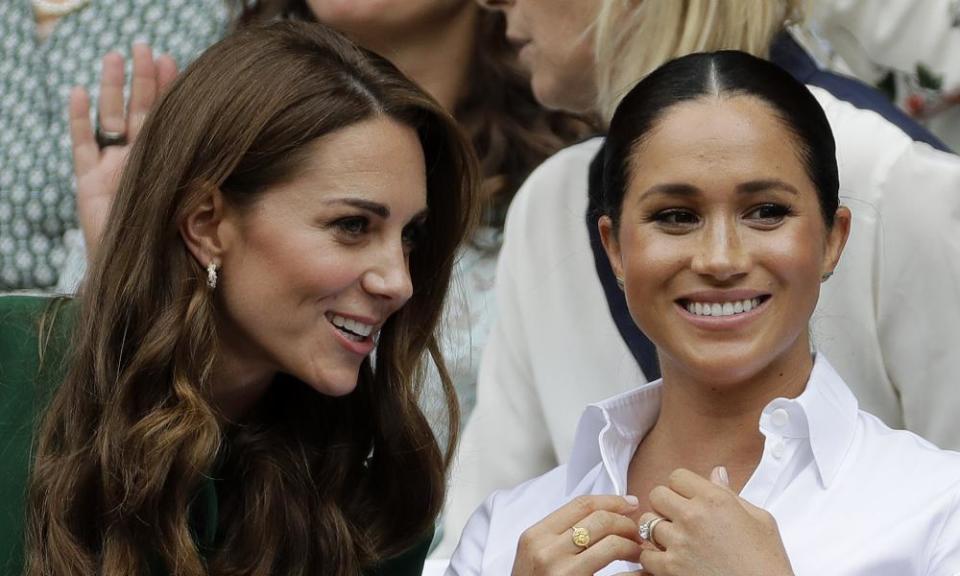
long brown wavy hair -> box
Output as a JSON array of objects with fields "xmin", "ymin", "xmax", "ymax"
[
  {"xmin": 25, "ymin": 21, "xmax": 477, "ymax": 576},
  {"xmin": 233, "ymin": 1, "xmax": 597, "ymax": 229}
]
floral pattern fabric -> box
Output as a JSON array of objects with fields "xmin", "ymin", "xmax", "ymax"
[{"xmin": 0, "ymin": 0, "xmax": 227, "ymax": 289}]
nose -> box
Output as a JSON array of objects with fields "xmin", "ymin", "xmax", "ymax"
[
  {"xmin": 690, "ymin": 218, "xmax": 751, "ymax": 282},
  {"xmin": 362, "ymin": 242, "xmax": 414, "ymax": 305}
]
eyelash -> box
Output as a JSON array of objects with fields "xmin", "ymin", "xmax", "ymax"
[
  {"xmin": 330, "ymin": 216, "xmax": 427, "ymax": 251},
  {"xmin": 649, "ymin": 203, "xmax": 794, "ymax": 230},
  {"xmin": 745, "ymin": 203, "xmax": 793, "ymax": 224},
  {"xmin": 402, "ymin": 221, "xmax": 426, "ymax": 251},
  {"xmin": 332, "ymin": 216, "xmax": 369, "ymax": 237}
]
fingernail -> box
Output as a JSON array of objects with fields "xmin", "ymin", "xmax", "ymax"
[
  {"xmin": 623, "ymin": 494, "xmax": 639, "ymax": 506},
  {"xmin": 710, "ymin": 465, "xmax": 730, "ymax": 487}
]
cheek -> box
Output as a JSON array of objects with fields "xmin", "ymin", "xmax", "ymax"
[{"xmin": 620, "ymin": 230, "xmax": 684, "ymax": 285}]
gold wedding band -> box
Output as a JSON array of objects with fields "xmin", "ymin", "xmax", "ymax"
[{"xmin": 571, "ymin": 525, "xmax": 591, "ymax": 548}]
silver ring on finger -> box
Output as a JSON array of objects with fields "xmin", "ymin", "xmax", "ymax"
[
  {"xmin": 639, "ymin": 516, "xmax": 666, "ymax": 549},
  {"xmin": 95, "ymin": 125, "xmax": 127, "ymax": 148}
]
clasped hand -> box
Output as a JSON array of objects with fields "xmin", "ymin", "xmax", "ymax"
[{"xmin": 511, "ymin": 467, "xmax": 794, "ymax": 576}]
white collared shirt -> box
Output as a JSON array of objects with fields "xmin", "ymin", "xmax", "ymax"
[{"xmin": 446, "ymin": 355, "xmax": 960, "ymax": 575}]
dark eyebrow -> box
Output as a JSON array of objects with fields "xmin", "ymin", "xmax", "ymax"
[
  {"xmin": 637, "ymin": 179, "xmax": 799, "ymax": 202},
  {"xmin": 637, "ymin": 183, "xmax": 700, "ymax": 202},
  {"xmin": 324, "ymin": 198, "xmax": 390, "ymax": 218},
  {"xmin": 736, "ymin": 179, "xmax": 799, "ymax": 195},
  {"xmin": 325, "ymin": 198, "xmax": 430, "ymax": 224}
]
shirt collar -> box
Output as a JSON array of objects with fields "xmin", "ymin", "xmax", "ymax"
[{"xmin": 565, "ymin": 354, "xmax": 860, "ymax": 494}]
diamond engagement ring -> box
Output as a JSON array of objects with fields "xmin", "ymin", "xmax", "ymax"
[
  {"xmin": 639, "ymin": 516, "xmax": 666, "ymax": 548},
  {"xmin": 571, "ymin": 525, "xmax": 591, "ymax": 549}
]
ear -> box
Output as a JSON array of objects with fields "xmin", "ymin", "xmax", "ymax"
[
  {"xmin": 598, "ymin": 215, "xmax": 624, "ymax": 282},
  {"xmin": 180, "ymin": 186, "xmax": 230, "ymax": 268},
  {"xmin": 822, "ymin": 205, "xmax": 851, "ymax": 278}
]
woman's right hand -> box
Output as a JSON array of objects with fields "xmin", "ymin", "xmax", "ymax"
[
  {"xmin": 69, "ymin": 43, "xmax": 178, "ymax": 262},
  {"xmin": 511, "ymin": 494, "xmax": 645, "ymax": 575}
]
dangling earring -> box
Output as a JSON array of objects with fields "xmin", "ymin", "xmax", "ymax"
[
  {"xmin": 615, "ymin": 276, "xmax": 625, "ymax": 290},
  {"xmin": 206, "ymin": 261, "xmax": 219, "ymax": 289},
  {"xmin": 821, "ymin": 271, "xmax": 833, "ymax": 282}
]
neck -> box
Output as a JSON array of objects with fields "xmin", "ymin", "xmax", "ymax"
[
  {"xmin": 211, "ymin": 331, "xmax": 275, "ymax": 421},
  {"xmin": 349, "ymin": 4, "xmax": 478, "ymax": 113},
  {"xmin": 638, "ymin": 339, "xmax": 814, "ymax": 487}
]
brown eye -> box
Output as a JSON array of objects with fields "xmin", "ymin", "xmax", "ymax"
[
  {"xmin": 654, "ymin": 209, "xmax": 700, "ymax": 228},
  {"xmin": 744, "ymin": 203, "xmax": 792, "ymax": 225},
  {"xmin": 333, "ymin": 216, "xmax": 369, "ymax": 236},
  {"xmin": 402, "ymin": 221, "xmax": 426, "ymax": 252}
]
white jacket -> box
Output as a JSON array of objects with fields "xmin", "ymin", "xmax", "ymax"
[{"xmin": 435, "ymin": 86, "xmax": 960, "ymax": 555}]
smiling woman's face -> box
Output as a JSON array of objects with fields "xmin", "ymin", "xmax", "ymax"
[
  {"xmin": 600, "ymin": 95, "xmax": 849, "ymax": 387},
  {"xmin": 215, "ymin": 116, "xmax": 428, "ymax": 398}
]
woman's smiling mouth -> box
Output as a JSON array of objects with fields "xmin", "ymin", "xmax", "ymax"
[
  {"xmin": 326, "ymin": 312, "xmax": 379, "ymax": 354},
  {"xmin": 675, "ymin": 293, "xmax": 772, "ymax": 327}
]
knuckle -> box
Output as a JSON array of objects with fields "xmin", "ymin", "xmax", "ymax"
[
  {"xmin": 517, "ymin": 528, "xmax": 538, "ymax": 552},
  {"xmin": 593, "ymin": 510, "xmax": 618, "ymax": 532},
  {"xmin": 571, "ymin": 495, "xmax": 596, "ymax": 515},
  {"xmin": 529, "ymin": 547, "xmax": 552, "ymax": 568},
  {"xmin": 668, "ymin": 468, "xmax": 686, "ymax": 484},
  {"xmin": 649, "ymin": 485, "xmax": 670, "ymax": 505},
  {"xmin": 704, "ymin": 491, "xmax": 726, "ymax": 509},
  {"xmin": 677, "ymin": 506, "xmax": 701, "ymax": 525}
]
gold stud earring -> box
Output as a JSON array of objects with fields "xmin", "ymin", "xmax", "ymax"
[{"xmin": 615, "ymin": 276, "xmax": 625, "ymax": 290}]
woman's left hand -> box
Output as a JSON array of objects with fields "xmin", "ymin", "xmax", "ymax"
[{"xmin": 636, "ymin": 467, "xmax": 794, "ymax": 576}]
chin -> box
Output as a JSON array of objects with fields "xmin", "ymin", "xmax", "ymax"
[
  {"xmin": 532, "ymin": 75, "xmax": 590, "ymax": 114},
  {"xmin": 301, "ymin": 366, "xmax": 362, "ymax": 398},
  {"xmin": 666, "ymin": 342, "xmax": 774, "ymax": 386}
]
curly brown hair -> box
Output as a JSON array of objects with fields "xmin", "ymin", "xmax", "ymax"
[
  {"xmin": 25, "ymin": 21, "xmax": 477, "ymax": 576},
  {"xmin": 233, "ymin": 1, "xmax": 597, "ymax": 229}
]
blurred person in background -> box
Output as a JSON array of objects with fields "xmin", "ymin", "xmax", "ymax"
[
  {"xmin": 807, "ymin": 0, "xmax": 960, "ymax": 151},
  {"xmin": 437, "ymin": 0, "xmax": 960, "ymax": 557},
  {"xmin": 0, "ymin": 0, "xmax": 228, "ymax": 290}
]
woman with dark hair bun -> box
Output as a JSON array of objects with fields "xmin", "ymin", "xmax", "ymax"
[
  {"xmin": 0, "ymin": 20, "xmax": 477, "ymax": 576},
  {"xmin": 447, "ymin": 51, "xmax": 960, "ymax": 576}
]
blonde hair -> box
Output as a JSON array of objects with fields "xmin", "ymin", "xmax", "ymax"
[{"xmin": 594, "ymin": 0, "xmax": 806, "ymax": 121}]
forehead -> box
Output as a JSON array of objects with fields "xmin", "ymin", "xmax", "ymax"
[
  {"xmin": 626, "ymin": 96, "xmax": 814, "ymax": 198},
  {"xmin": 251, "ymin": 116, "xmax": 428, "ymax": 217}
]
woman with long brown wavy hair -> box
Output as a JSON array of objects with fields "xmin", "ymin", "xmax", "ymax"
[{"xmin": 0, "ymin": 20, "xmax": 477, "ymax": 576}]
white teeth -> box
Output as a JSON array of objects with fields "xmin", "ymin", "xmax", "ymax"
[
  {"xmin": 329, "ymin": 314, "xmax": 374, "ymax": 338},
  {"xmin": 685, "ymin": 298, "xmax": 762, "ymax": 317}
]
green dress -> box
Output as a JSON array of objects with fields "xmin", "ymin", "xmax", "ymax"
[{"xmin": 0, "ymin": 294, "xmax": 430, "ymax": 575}]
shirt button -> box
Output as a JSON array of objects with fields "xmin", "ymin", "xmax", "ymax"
[
  {"xmin": 771, "ymin": 408, "xmax": 790, "ymax": 428},
  {"xmin": 771, "ymin": 441, "xmax": 787, "ymax": 460}
]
